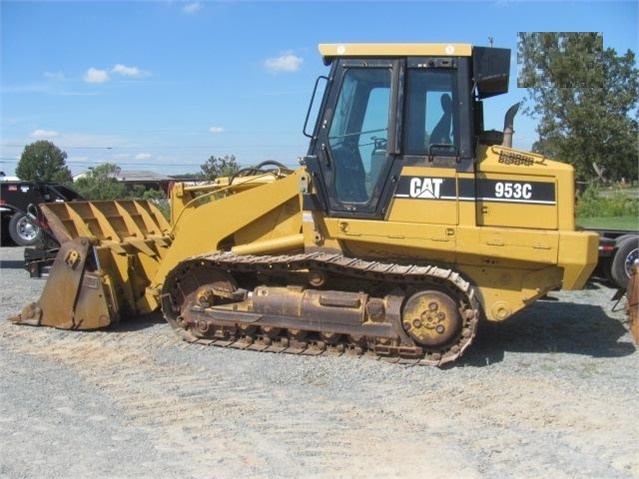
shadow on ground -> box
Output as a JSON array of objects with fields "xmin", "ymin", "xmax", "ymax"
[
  {"xmin": 0, "ymin": 242, "xmax": 25, "ymax": 269},
  {"xmin": 0, "ymin": 259, "xmax": 27, "ymax": 269},
  {"xmin": 458, "ymin": 298, "xmax": 635, "ymax": 368},
  {"xmin": 108, "ymin": 311, "xmax": 168, "ymax": 333},
  {"xmin": 107, "ymin": 298, "xmax": 636, "ymax": 368}
]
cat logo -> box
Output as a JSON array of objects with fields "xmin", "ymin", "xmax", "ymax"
[{"xmin": 409, "ymin": 177, "xmax": 444, "ymax": 199}]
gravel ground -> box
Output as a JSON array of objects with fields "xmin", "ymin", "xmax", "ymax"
[{"xmin": 1, "ymin": 245, "xmax": 637, "ymax": 479}]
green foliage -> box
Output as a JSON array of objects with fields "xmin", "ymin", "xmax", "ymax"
[
  {"xmin": 576, "ymin": 184, "xmax": 639, "ymax": 218},
  {"xmin": 200, "ymin": 155, "xmax": 240, "ymax": 180},
  {"xmin": 128, "ymin": 184, "xmax": 167, "ymax": 201},
  {"xmin": 149, "ymin": 198, "xmax": 170, "ymax": 220},
  {"xmin": 139, "ymin": 186, "xmax": 166, "ymax": 201},
  {"xmin": 518, "ymin": 32, "xmax": 604, "ymax": 89},
  {"xmin": 74, "ymin": 163, "xmax": 127, "ymax": 200},
  {"xmin": 137, "ymin": 188, "xmax": 170, "ymax": 219},
  {"xmin": 577, "ymin": 216, "xmax": 639, "ymax": 230},
  {"xmin": 16, "ymin": 140, "xmax": 73, "ymax": 183},
  {"xmin": 518, "ymin": 32, "xmax": 639, "ymax": 182},
  {"xmin": 73, "ymin": 163, "xmax": 170, "ymax": 219}
]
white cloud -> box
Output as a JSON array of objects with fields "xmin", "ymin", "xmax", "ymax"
[
  {"xmin": 208, "ymin": 126, "xmax": 225, "ymax": 134},
  {"xmin": 112, "ymin": 64, "xmax": 150, "ymax": 78},
  {"xmin": 183, "ymin": 2, "xmax": 202, "ymax": 14},
  {"xmin": 134, "ymin": 153, "xmax": 152, "ymax": 161},
  {"xmin": 84, "ymin": 68, "xmax": 110, "ymax": 84},
  {"xmin": 44, "ymin": 71, "xmax": 65, "ymax": 81},
  {"xmin": 83, "ymin": 65, "xmax": 149, "ymax": 84},
  {"xmin": 264, "ymin": 53, "xmax": 303, "ymax": 73},
  {"xmin": 30, "ymin": 129, "xmax": 60, "ymax": 139}
]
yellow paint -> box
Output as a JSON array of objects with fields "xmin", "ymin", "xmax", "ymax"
[{"xmin": 318, "ymin": 43, "xmax": 473, "ymax": 58}]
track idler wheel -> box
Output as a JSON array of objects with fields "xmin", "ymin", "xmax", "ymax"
[{"xmin": 402, "ymin": 290, "xmax": 463, "ymax": 348}]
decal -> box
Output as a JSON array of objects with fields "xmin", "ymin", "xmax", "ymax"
[
  {"xmin": 477, "ymin": 179, "xmax": 555, "ymax": 204},
  {"xmin": 394, "ymin": 176, "xmax": 556, "ymax": 205},
  {"xmin": 409, "ymin": 177, "xmax": 443, "ymax": 199},
  {"xmin": 394, "ymin": 176, "xmax": 456, "ymax": 200},
  {"xmin": 494, "ymin": 181, "xmax": 532, "ymax": 199}
]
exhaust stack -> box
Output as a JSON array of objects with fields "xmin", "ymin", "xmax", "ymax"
[{"xmin": 502, "ymin": 102, "xmax": 521, "ymax": 148}]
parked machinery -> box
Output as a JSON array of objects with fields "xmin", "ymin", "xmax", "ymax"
[{"xmin": 10, "ymin": 43, "xmax": 600, "ymax": 365}]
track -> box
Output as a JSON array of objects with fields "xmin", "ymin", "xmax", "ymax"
[{"xmin": 162, "ymin": 251, "xmax": 480, "ymax": 366}]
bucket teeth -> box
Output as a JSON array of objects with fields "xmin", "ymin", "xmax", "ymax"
[
  {"xmin": 10, "ymin": 200, "xmax": 173, "ymax": 330},
  {"xmin": 7, "ymin": 303, "xmax": 43, "ymax": 326}
]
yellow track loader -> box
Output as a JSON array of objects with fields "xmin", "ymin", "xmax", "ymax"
[{"xmin": 10, "ymin": 43, "xmax": 601, "ymax": 365}]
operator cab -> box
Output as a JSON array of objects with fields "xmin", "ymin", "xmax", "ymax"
[{"xmin": 303, "ymin": 43, "xmax": 510, "ymax": 218}]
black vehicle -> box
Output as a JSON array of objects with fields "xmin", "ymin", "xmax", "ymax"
[
  {"xmin": 0, "ymin": 180, "xmax": 84, "ymax": 246},
  {"xmin": 590, "ymin": 228, "xmax": 639, "ymax": 290}
]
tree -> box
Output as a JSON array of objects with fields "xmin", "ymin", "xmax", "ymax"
[
  {"xmin": 16, "ymin": 140, "xmax": 73, "ymax": 183},
  {"xmin": 73, "ymin": 163, "xmax": 127, "ymax": 200},
  {"xmin": 129, "ymin": 184, "xmax": 167, "ymax": 201},
  {"xmin": 518, "ymin": 32, "xmax": 639, "ymax": 182},
  {"xmin": 200, "ymin": 154, "xmax": 240, "ymax": 180}
]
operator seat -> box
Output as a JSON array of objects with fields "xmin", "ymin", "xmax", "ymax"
[{"xmin": 430, "ymin": 93, "xmax": 453, "ymax": 144}]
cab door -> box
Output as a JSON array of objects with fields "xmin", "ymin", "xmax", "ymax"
[
  {"xmin": 310, "ymin": 59, "xmax": 400, "ymax": 218},
  {"xmin": 389, "ymin": 59, "xmax": 464, "ymax": 226}
]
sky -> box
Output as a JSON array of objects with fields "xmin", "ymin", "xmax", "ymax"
[{"xmin": 1, "ymin": 0, "xmax": 637, "ymax": 177}]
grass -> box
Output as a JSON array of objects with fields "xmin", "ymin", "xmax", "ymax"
[
  {"xmin": 577, "ymin": 216, "xmax": 639, "ymax": 231},
  {"xmin": 575, "ymin": 184, "xmax": 638, "ymax": 231}
]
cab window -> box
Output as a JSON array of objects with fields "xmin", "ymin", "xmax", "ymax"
[
  {"xmin": 328, "ymin": 68, "xmax": 391, "ymax": 203},
  {"xmin": 403, "ymin": 69, "xmax": 458, "ymax": 156}
]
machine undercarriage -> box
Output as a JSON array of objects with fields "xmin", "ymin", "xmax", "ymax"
[{"xmin": 162, "ymin": 252, "xmax": 479, "ymax": 366}]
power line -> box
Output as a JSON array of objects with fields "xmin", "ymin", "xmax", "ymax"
[
  {"xmin": 0, "ymin": 143, "xmax": 306, "ymax": 149},
  {"xmin": 0, "ymin": 158, "xmax": 300, "ymax": 168}
]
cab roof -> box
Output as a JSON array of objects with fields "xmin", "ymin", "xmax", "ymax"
[
  {"xmin": 318, "ymin": 43, "xmax": 473, "ymax": 60},
  {"xmin": 318, "ymin": 43, "xmax": 511, "ymax": 99}
]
